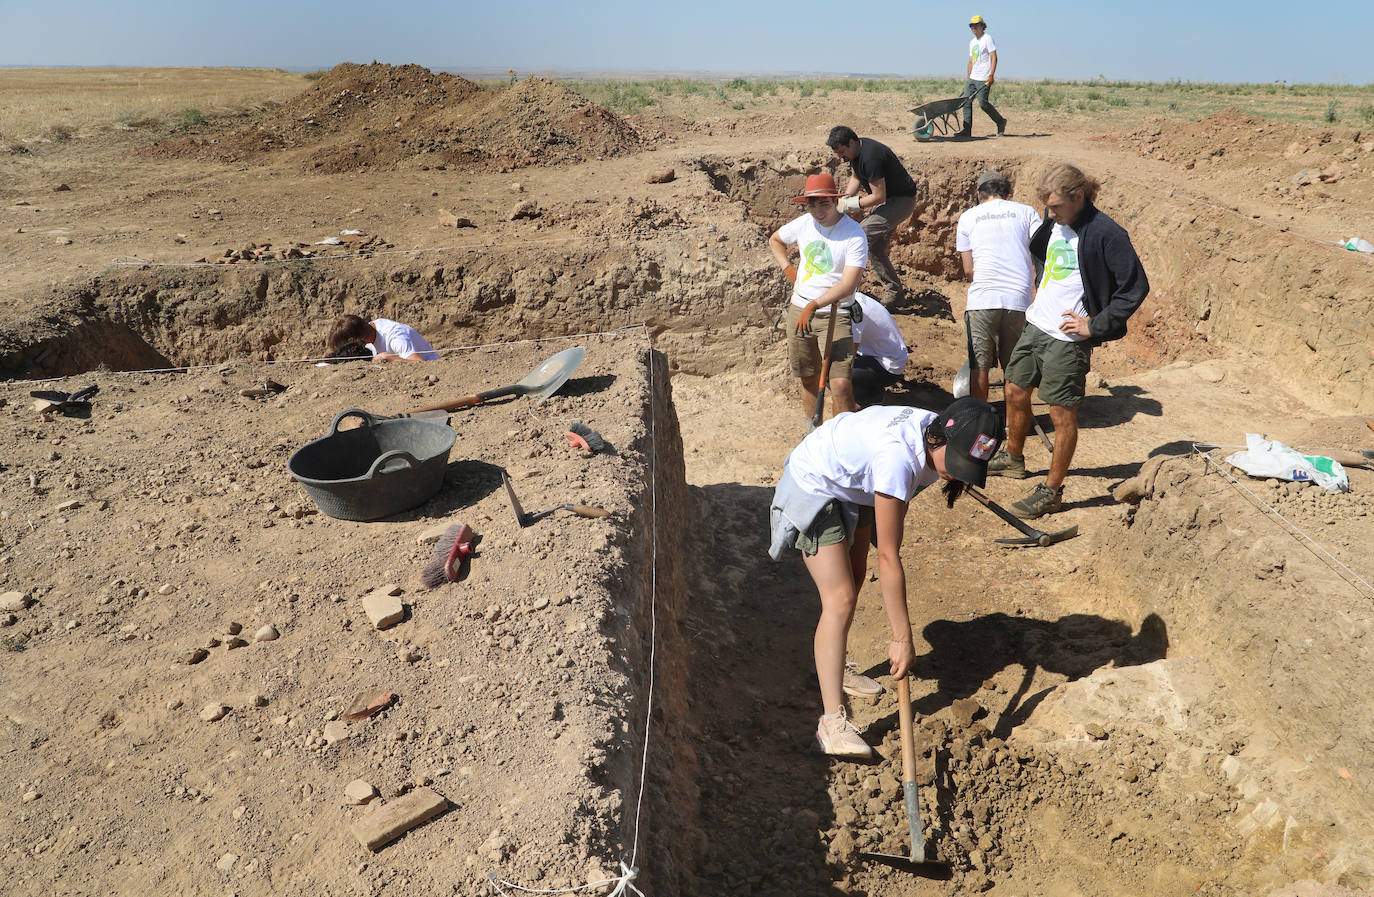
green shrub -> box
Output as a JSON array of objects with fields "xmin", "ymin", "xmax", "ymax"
[
  {"xmin": 798, "ymin": 84, "xmax": 814, "ymax": 98},
  {"xmin": 1325, "ymin": 99, "xmax": 1339, "ymax": 123},
  {"xmin": 180, "ymin": 108, "xmax": 206, "ymax": 127},
  {"xmin": 1358, "ymin": 103, "xmax": 1374, "ymax": 125}
]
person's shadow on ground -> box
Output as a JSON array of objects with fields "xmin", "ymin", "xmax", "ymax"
[
  {"xmin": 860, "ymin": 612, "xmax": 1168, "ymax": 739},
  {"xmin": 880, "ymin": 611, "xmax": 1170, "ymax": 741}
]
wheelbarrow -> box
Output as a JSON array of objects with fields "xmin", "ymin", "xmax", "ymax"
[{"xmin": 908, "ymin": 96, "xmax": 966, "ymax": 141}]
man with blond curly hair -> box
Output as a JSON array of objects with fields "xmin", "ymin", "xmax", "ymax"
[{"xmin": 986, "ymin": 163, "xmax": 1149, "ymax": 518}]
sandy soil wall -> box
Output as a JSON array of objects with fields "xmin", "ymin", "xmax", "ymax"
[{"xmin": 1095, "ymin": 456, "xmax": 1374, "ymax": 889}]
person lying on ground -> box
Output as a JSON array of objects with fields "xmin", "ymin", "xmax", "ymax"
[
  {"xmin": 850, "ymin": 291, "xmax": 909, "ymax": 404},
  {"xmin": 326, "ymin": 314, "xmax": 440, "ymax": 363},
  {"xmin": 326, "ymin": 340, "xmax": 373, "ymax": 364},
  {"xmin": 986, "ymin": 163, "xmax": 1149, "ymax": 519},
  {"xmin": 956, "ymin": 169, "xmax": 1041, "ymax": 401},
  {"xmin": 768, "ymin": 397, "xmax": 1004, "ymax": 759},
  {"xmin": 768, "ymin": 173, "xmax": 868, "ymax": 428}
]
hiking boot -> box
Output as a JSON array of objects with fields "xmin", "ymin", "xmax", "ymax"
[
  {"xmin": 842, "ymin": 662, "xmax": 884, "ymax": 697},
  {"xmin": 997, "ymin": 120, "xmax": 1007, "ymax": 137},
  {"xmin": 1009, "ymin": 482, "xmax": 1063, "ymax": 519},
  {"xmin": 814, "ymin": 707, "xmax": 874, "ymax": 760},
  {"xmin": 986, "ymin": 448, "xmax": 1028, "ymax": 479}
]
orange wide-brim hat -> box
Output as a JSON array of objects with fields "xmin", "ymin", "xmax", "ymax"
[{"xmin": 792, "ymin": 173, "xmax": 842, "ymax": 202}]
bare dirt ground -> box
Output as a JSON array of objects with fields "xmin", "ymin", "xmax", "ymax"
[{"xmin": 2, "ymin": 66, "xmax": 1373, "ymax": 897}]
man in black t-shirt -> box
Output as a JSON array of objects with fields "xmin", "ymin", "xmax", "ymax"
[{"xmin": 827, "ymin": 125, "xmax": 919, "ymax": 307}]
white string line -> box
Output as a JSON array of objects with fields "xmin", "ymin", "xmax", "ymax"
[
  {"xmin": 107, "ymin": 224, "xmax": 716, "ymax": 270},
  {"xmin": 489, "ymin": 324, "xmax": 657, "ymax": 897},
  {"xmin": 1, "ymin": 323, "xmax": 650, "ymax": 389},
  {"xmin": 1194, "ymin": 445, "xmax": 1374, "ymax": 601}
]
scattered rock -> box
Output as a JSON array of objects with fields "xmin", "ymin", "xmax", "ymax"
[
  {"xmin": 349, "ymin": 787, "xmax": 448, "ymax": 851},
  {"xmin": 951, "ymin": 698, "xmax": 984, "ymax": 729},
  {"xmin": 254, "ymin": 624, "xmax": 279, "ymax": 642},
  {"xmin": 55, "ymin": 237, "xmax": 73, "ymax": 246},
  {"xmin": 178, "ymin": 647, "xmax": 210, "ymax": 665},
  {"xmin": 509, "ymin": 200, "xmax": 539, "ymax": 221},
  {"xmin": 157, "ymin": 583, "xmax": 174, "ymax": 595},
  {"xmin": 216, "ymin": 852, "xmax": 238, "ymax": 872},
  {"xmin": 200, "ymin": 703, "xmax": 229, "ymax": 722},
  {"xmin": 323, "ymin": 720, "xmax": 351, "ymax": 744},
  {"xmin": 437, "ymin": 209, "xmax": 476, "ymax": 228},
  {"xmin": 344, "ymin": 779, "xmax": 379, "ymax": 805},
  {"xmin": 55, "ymin": 499, "xmax": 82, "ymax": 512},
  {"xmin": 645, "ymin": 168, "xmax": 676, "ymax": 184},
  {"xmin": 363, "ymin": 591, "xmax": 404, "ymax": 630},
  {"xmin": 251, "ymin": 693, "xmax": 269, "ymax": 707},
  {"xmin": 0, "ymin": 591, "xmax": 32, "ymax": 612},
  {"xmin": 225, "ymin": 621, "xmax": 243, "ymax": 635}
]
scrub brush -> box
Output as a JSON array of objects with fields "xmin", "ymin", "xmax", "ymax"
[
  {"xmin": 419, "ymin": 522, "xmax": 475, "ymax": 589},
  {"xmin": 565, "ymin": 422, "xmax": 606, "ymax": 453}
]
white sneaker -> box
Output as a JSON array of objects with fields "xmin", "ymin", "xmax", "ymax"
[
  {"xmin": 842, "ymin": 662, "xmax": 884, "ymax": 697},
  {"xmin": 813, "ymin": 707, "xmax": 874, "ymax": 760}
]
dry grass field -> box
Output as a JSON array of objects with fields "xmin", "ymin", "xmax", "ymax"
[{"xmin": 0, "ymin": 66, "xmax": 309, "ymax": 143}]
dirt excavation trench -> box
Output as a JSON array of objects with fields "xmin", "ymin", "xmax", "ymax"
[{"xmin": 3, "ymin": 145, "xmax": 1374, "ymax": 897}]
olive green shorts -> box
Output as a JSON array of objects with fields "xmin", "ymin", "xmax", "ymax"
[
  {"xmin": 794, "ymin": 501, "xmax": 875, "ymax": 556},
  {"xmin": 786, "ymin": 304, "xmax": 854, "ymax": 379},
  {"xmin": 1004, "ymin": 325, "xmax": 1093, "ymax": 408}
]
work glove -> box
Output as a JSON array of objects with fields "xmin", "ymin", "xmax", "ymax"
[
  {"xmin": 837, "ymin": 195, "xmax": 862, "ymax": 213},
  {"xmin": 794, "ymin": 302, "xmax": 816, "ymax": 335},
  {"xmin": 783, "ymin": 264, "xmax": 797, "ymax": 284}
]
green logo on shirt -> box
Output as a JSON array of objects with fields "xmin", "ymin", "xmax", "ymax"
[
  {"xmin": 1041, "ymin": 238, "xmax": 1077, "ymax": 285},
  {"xmin": 802, "ymin": 240, "xmax": 835, "ymax": 281}
]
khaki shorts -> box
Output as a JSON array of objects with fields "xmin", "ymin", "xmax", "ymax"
[
  {"xmin": 1004, "ymin": 325, "xmax": 1093, "ymax": 408},
  {"xmin": 795, "ymin": 501, "xmax": 875, "ymax": 556},
  {"xmin": 965, "ymin": 308, "xmax": 1027, "ymax": 371},
  {"xmin": 786, "ymin": 304, "xmax": 854, "ymax": 379}
]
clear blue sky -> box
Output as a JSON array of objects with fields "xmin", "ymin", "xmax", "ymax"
[{"xmin": 2, "ymin": 0, "xmax": 1369, "ymax": 84}]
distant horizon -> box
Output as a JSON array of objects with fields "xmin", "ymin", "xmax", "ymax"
[
  {"xmin": 0, "ymin": 64, "xmax": 1367, "ymax": 89},
  {"xmin": 2, "ymin": 1, "xmax": 1371, "ymax": 85}
]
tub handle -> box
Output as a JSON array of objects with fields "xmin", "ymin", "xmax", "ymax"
[
  {"xmin": 367, "ymin": 450, "xmax": 421, "ymax": 478},
  {"xmin": 327, "ymin": 408, "xmax": 380, "ymax": 435}
]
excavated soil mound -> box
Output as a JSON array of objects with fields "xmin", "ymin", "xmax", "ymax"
[
  {"xmin": 1102, "ymin": 108, "xmax": 1374, "ymax": 218},
  {"xmin": 136, "ymin": 64, "xmax": 647, "ymax": 173}
]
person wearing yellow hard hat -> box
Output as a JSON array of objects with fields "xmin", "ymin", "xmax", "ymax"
[{"xmin": 960, "ymin": 15, "xmax": 1008, "ymax": 138}]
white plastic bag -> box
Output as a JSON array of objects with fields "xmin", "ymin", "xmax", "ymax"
[{"xmin": 1226, "ymin": 434, "xmax": 1349, "ymax": 492}]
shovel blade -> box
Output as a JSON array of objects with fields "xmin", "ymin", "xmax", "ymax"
[
  {"xmin": 952, "ymin": 361, "xmax": 970, "ymax": 399},
  {"xmin": 858, "ymin": 852, "xmax": 953, "ymax": 878}
]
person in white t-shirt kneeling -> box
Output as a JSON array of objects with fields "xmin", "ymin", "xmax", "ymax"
[
  {"xmin": 767, "ymin": 397, "xmax": 1004, "ymax": 759},
  {"xmin": 955, "ymin": 169, "xmax": 1041, "ymax": 400},
  {"xmin": 768, "ymin": 173, "xmax": 870, "ymax": 428},
  {"xmin": 326, "ymin": 314, "xmax": 440, "ymax": 363},
  {"xmin": 850, "ymin": 292, "xmax": 909, "ymax": 403}
]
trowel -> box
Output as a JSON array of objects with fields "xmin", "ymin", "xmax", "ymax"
[{"xmin": 500, "ymin": 469, "xmax": 608, "ymax": 528}]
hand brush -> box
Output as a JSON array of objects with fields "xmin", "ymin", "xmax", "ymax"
[
  {"xmin": 420, "ymin": 523, "xmax": 475, "ymax": 589},
  {"xmin": 565, "ymin": 422, "xmax": 606, "ymax": 453}
]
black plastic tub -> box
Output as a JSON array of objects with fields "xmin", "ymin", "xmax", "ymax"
[{"xmin": 288, "ymin": 409, "xmax": 456, "ymax": 521}]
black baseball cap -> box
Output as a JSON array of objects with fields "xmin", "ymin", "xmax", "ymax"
[{"xmin": 940, "ymin": 397, "xmax": 1003, "ymax": 487}]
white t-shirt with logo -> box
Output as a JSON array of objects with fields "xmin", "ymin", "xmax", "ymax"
[
  {"xmin": 788, "ymin": 405, "xmax": 939, "ymax": 506},
  {"xmin": 955, "ymin": 198, "xmax": 1041, "ymax": 311},
  {"xmin": 777, "ymin": 212, "xmax": 868, "ymax": 311},
  {"xmin": 852, "ymin": 293, "xmax": 909, "ymax": 375},
  {"xmin": 370, "ymin": 318, "xmax": 440, "ymax": 360},
  {"xmin": 969, "ymin": 33, "xmax": 997, "ymax": 81},
  {"xmin": 1025, "ymin": 223, "xmax": 1088, "ymax": 342}
]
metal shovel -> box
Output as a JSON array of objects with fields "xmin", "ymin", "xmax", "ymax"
[
  {"xmin": 405, "ymin": 346, "xmax": 585, "ymax": 414},
  {"xmin": 861, "ymin": 677, "xmax": 950, "ymax": 875},
  {"xmin": 966, "ymin": 485, "xmax": 1078, "ymax": 548}
]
